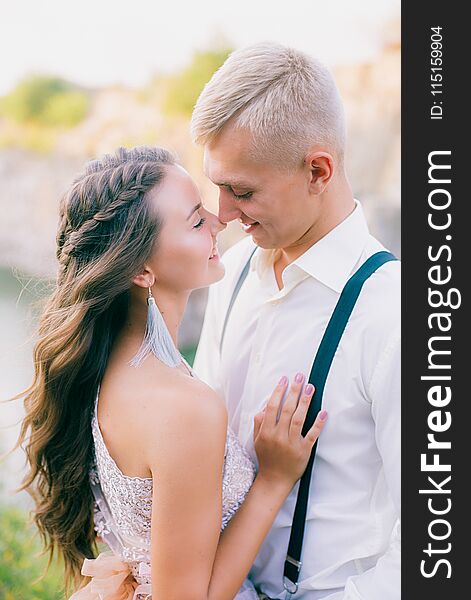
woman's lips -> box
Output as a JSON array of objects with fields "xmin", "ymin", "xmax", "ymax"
[{"xmin": 209, "ymin": 246, "xmax": 219, "ymax": 261}]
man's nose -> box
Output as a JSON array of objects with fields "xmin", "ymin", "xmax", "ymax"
[
  {"xmin": 218, "ymin": 190, "xmax": 241, "ymax": 224},
  {"xmin": 210, "ymin": 214, "xmax": 227, "ymax": 234}
]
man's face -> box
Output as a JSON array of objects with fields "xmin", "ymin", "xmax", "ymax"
[{"xmin": 203, "ymin": 125, "xmax": 321, "ymax": 251}]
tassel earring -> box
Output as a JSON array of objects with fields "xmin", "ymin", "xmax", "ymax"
[{"xmin": 129, "ymin": 285, "xmax": 182, "ymax": 368}]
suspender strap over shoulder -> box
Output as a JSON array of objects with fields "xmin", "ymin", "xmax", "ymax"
[
  {"xmin": 219, "ymin": 246, "xmax": 258, "ymax": 354},
  {"xmin": 218, "ymin": 245, "xmax": 397, "ymax": 596},
  {"xmin": 282, "ymin": 250, "xmax": 398, "ymax": 595}
]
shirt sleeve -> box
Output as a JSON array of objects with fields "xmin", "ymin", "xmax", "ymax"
[{"xmin": 324, "ymin": 329, "xmax": 401, "ymax": 600}]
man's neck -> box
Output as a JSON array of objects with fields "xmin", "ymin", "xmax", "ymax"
[{"xmin": 273, "ymin": 191, "xmax": 356, "ymax": 291}]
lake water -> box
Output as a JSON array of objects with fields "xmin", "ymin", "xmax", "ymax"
[
  {"xmin": 0, "ymin": 266, "xmax": 49, "ymax": 507},
  {"xmin": 0, "ymin": 266, "xmax": 200, "ymax": 507}
]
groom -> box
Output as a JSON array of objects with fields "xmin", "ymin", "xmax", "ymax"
[{"xmin": 191, "ymin": 43, "xmax": 400, "ymax": 600}]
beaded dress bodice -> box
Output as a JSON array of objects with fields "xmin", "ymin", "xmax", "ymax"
[{"xmin": 90, "ymin": 364, "xmax": 257, "ymax": 594}]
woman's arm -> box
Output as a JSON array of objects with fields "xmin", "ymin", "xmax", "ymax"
[
  {"xmin": 207, "ymin": 472, "xmax": 290, "ymax": 599},
  {"xmin": 143, "ymin": 375, "xmax": 323, "ymax": 600},
  {"xmin": 145, "ymin": 380, "xmax": 227, "ymax": 600}
]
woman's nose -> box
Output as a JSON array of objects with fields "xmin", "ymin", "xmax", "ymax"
[{"xmin": 208, "ymin": 211, "xmax": 227, "ymax": 234}]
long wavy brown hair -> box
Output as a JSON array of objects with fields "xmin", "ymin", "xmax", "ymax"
[{"xmin": 10, "ymin": 146, "xmax": 176, "ymax": 593}]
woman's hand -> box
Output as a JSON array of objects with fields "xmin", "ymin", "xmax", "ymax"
[{"xmin": 253, "ymin": 373, "xmax": 327, "ymax": 489}]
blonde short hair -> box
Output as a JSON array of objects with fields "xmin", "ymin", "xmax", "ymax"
[{"xmin": 191, "ymin": 42, "xmax": 346, "ymax": 169}]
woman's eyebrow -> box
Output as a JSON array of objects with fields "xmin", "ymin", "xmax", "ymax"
[{"xmin": 186, "ymin": 202, "xmax": 202, "ymax": 220}]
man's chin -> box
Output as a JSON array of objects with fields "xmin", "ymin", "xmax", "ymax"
[
  {"xmin": 245, "ymin": 224, "xmax": 280, "ymax": 250},
  {"xmin": 250, "ymin": 236, "xmax": 277, "ymax": 250}
]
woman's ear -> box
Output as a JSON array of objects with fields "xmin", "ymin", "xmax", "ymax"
[
  {"xmin": 304, "ymin": 151, "xmax": 334, "ymax": 195},
  {"xmin": 131, "ymin": 266, "xmax": 155, "ymax": 289}
]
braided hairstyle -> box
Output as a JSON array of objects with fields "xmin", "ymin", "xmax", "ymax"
[{"xmin": 13, "ymin": 146, "xmax": 176, "ymax": 593}]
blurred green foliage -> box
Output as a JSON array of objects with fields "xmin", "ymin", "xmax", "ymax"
[
  {"xmin": 162, "ymin": 48, "xmax": 232, "ymax": 117},
  {"xmin": 0, "ymin": 124, "xmax": 56, "ymax": 153},
  {"xmin": 0, "ymin": 502, "xmax": 64, "ymax": 599},
  {"xmin": 0, "ymin": 76, "xmax": 89, "ymax": 128}
]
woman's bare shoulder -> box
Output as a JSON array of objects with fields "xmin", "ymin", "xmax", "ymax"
[
  {"xmin": 146, "ymin": 369, "xmax": 225, "ymax": 418},
  {"xmin": 136, "ymin": 370, "xmax": 228, "ymax": 466}
]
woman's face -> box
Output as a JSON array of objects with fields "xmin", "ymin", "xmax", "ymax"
[{"xmin": 147, "ymin": 164, "xmax": 226, "ymax": 292}]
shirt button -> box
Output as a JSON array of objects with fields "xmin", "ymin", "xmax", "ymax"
[{"xmin": 255, "ymin": 353, "xmax": 261, "ymax": 364}]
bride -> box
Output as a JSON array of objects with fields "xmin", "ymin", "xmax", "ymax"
[{"xmin": 15, "ymin": 146, "xmax": 327, "ymax": 600}]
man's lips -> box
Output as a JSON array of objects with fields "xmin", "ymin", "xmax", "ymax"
[{"xmin": 240, "ymin": 219, "xmax": 260, "ymax": 233}]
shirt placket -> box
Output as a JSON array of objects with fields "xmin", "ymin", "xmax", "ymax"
[{"xmin": 238, "ymin": 266, "xmax": 286, "ymax": 446}]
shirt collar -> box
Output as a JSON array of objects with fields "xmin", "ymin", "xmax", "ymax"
[{"xmin": 250, "ymin": 199, "xmax": 370, "ymax": 293}]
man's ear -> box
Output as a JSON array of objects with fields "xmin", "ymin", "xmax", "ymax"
[
  {"xmin": 131, "ymin": 266, "xmax": 155, "ymax": 289},
  {"xmin": 304, "ymin": 151, "xmax": 334, "ymax": 195}
]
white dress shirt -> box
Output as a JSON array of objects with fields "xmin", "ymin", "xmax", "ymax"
[{"xmin": 193, "ymin": 201, "xmax": 401, "ymax": 599}]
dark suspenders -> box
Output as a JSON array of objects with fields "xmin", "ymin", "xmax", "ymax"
[
  {"xmin": 219, "ymin": 247, "xmax": 398, "ymax": 596},
  {"xmin": 282, "ymin": 250, "xmax": 397, "ymax": 595},
  {"xmin": 219, "ymin": 246, "xmax": 258, "ymax": 354}
]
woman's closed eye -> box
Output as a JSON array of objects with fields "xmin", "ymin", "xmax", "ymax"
[{"xmin": 193, "ymin": 217, "xmax": 206, "ymax": 229}]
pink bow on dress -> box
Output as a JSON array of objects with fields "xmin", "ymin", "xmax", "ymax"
[{"xmin": 69, "ymin": 551, "xmax": 152, "ymax": 600}]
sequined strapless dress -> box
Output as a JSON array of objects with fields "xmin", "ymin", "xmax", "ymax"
[{"xmin": 86, "ymin": 364, "xmax": 259, "ymax": 600}]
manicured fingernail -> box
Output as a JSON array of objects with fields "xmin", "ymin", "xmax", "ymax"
[
  {"xmin": 279, "ymin": 375, "xmax": 288, "ymax": 386},
  {"xmin": 305, "ymin": 383, "xmax": 314, "ymax": 395},
  {"xmin": 295, "ymin": 372, "xmax": 304, "ymax": 383},
  {"xmin": 319, "ymin": 409, "xmax": 328, "ymax": 420}
]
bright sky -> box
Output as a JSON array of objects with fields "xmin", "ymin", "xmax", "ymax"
[{"xmin": 0, "ymin": 0, "xmax": 399, "ymax": 95}]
